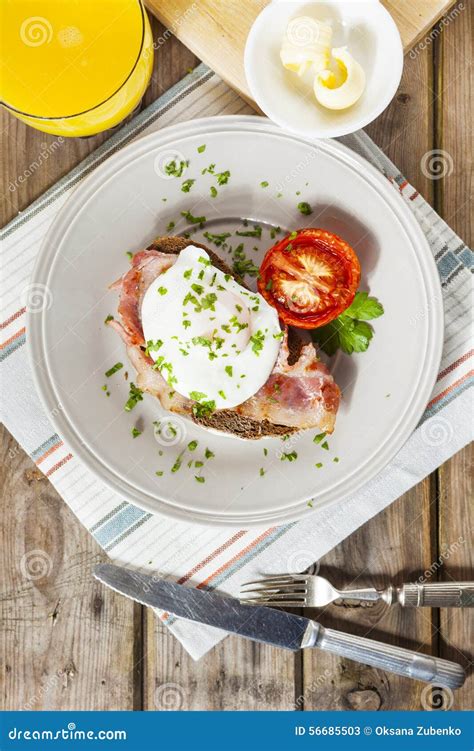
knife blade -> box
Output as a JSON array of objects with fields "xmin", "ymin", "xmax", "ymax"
[{"xmin": 94, "ymin": 563, "xmax": 465, "ymax": 689}]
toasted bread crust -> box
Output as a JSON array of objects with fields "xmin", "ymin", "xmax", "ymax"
[{"xmin": 146, "ymin": 235, "xmax": 298, "ymax": 439}]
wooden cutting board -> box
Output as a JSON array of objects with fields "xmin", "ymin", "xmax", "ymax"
[{"xmin": 145, "ymin": 0, "xmax": 454, "ymax": 105}]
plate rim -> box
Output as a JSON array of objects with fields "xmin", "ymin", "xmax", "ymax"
[{"xmin": 27, "ymin": 115, "xmax": 444, "ymax": 527}]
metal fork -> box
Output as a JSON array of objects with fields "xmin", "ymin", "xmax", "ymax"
[{"xmin": 240, "ymin": 574, "xmax": 474, "ymax": 608}]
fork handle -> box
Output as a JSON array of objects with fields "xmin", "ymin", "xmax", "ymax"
[
  {"xmin": 313, "ymin": 625, "xmax": 465, "ymax": 688},
  {"xmin": 389, "ymin": 582, "xmax": 474, "ymax": 607}
]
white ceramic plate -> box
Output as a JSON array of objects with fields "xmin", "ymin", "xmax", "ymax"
[
  {"xmin": 28, "ymin": 116, "xmax": 443, "ymax": 526},
  {"xmin": 245, "ymin": 0, "xmax": 403, "ymax": 138}
]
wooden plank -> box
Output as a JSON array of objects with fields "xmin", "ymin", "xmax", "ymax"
[
  {"xmin": 0, "ymin": 425, "xmax": 139, "ymax": 710},
  {"xmin": 145, "ymin": 612, "xmax": 297, "ymax": 710},
  {"xmin": 436, "ymin": 0, "xmax": 473, "ymax": 711},
  {"xmin": 302, "ymin": 43, "xmax": 437, "ymax": 710},
  {"xmin": 145, "ymin": 0, "xmax": 454, "ymax": 104}
]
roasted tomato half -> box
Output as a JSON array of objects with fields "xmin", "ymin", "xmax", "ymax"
[{"xmin": 258, "ymin": 228, "xmax": 361, "ymax": 328}]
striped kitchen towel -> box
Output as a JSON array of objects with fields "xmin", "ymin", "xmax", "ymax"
[{"xmin": 1, "ymin": 65, "xmax": 472, "ymax": 659}]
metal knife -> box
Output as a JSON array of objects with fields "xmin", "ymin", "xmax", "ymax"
[{"xmin": 94, "ymin": 563, "xmax": 465, "ymax": 689}]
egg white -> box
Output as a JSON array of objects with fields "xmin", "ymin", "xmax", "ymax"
[{"xmin": 141, "ymin": 246, "xmax": 282, "ymax": 409}]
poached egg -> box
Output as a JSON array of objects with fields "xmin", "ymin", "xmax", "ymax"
[{"xmin": 141, "ymin": 246, "xmax": 282, "ymax": 410}]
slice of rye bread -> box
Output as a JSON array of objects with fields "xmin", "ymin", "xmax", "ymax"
[{"xmin": 145, "ymin": 235, "xmax": 305, "ymax": 439}]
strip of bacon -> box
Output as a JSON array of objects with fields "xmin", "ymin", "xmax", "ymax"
[{"xmin": 108, "ymin": 249, "xmax": 340, "ymax": 433}]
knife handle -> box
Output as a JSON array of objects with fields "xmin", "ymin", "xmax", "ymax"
[
  {"xmin": 392, "ymin": 582, "xmax": 474, "ymax": 607},
  {"xmin": 314, "ymin": 626, "xmax": 465, "ymax": 689}
]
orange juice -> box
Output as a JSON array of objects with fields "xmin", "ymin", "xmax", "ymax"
[{"xmin": 1, "ymin": 0, "xmax": 154, "ymax": 136}]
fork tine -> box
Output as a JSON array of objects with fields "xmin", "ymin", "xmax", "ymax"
[
  {"xmin": 240, "ymin": 574, "xmax": 309, "ymax": 587},
  {"xmin": 240, "ymin": 583, "xmax": 307, "ymax": 594},
  {"xmin": 241, "ymin": 592, "xmax": 306, "ymax": 602}
]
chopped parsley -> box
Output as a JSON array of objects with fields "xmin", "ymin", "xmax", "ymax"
[
  {"xmin": 205, "ymin": 448, "xmax": 215, "ymax": 459},
  {"xmin": 181, "ymin": 179, "xmax": 195, "ymax": 193},
  {"xmin": 104, "ymin": 314, "xmax": 114, "ymax": 324},
  {"xmin": 333, "ymin": 457, "xmax": 340, "ymax": 463},
  {"xmin": 270, "ymin": 226, "xmax": 281, "ymax": 239},
  {"xmin": 232, "ymin": 244, "xmax": 259, "ymax": 278},
  {"xmin": 281, "ymin": 451, "xmax": 298, "ymax": 462},
  {"xmin": 157, "ymin": 286, "xmax": 168, "ymax": 296},
  {"xmin": 216, "ymin": 170, "xmax": 230, "ymax": 185},
  {"xmin": 197, "ymin": 144, "xmax": 206, "ymax": 153},
  {"xmin": 321, "ymin": 441, "xmax": 329, "ymax": 451},
  {"xmin": 131, "ymin": 427, "xmax": 142, "ymax": 438},
  {"xmin": 225, "ymin": 365, "xmax": 233, "ymax": 377},
  {"xmin": 124, "ymin": 382, "xmax": 143, "ymax": 412},
  {"xmin": 181, "ymin": 210, "xmax": 206, "ymax": 227},
  {"xmin": 260, "ymin": 181, "xmax": 269, "ymax": 188},
  {"xmin": 203, "ymin": 231, "xmax": 231, "ymax": 247},
  {"xmin": 202, "ymin": 163, "xmax": 215, "ymax": 175},
  {"xmin": 229, "ymin": 315, "xmax": 248, "ymax": 333},
  {"xmin": 218, "ymin": 390, "xmax": 226, "ymax": 399},
  {"xmin": 250, "ymin": 330, "xmax": 265, "ymax": 355},
  {"xmin": 192, "ymin": 400, "xmax": 216, "ymax": 419},
  {"xmin": 195, "ymin": 475, "xmax": 205, "ymax": 483},
  {"xmin": 210, "ymin": 186, "xmax": 218, "ymax": 198},
  {"xmin": 126, "ymin": 251, "xmax": 133, "ymax": 260},
  {"xmin": 313, "ymin": 432, "xmax": 326, "ymax": 444},
  {"xmin": 236, "ymin": 225, "xmax": 262, "ymax": 238},
  {"xmin": 183, "ymin": 269, "xmax": 192, "ymax": 279},
  {"xmin": 155, "ymin": 470, "xmax": 164, "ymax": 477},
  {"xmin": 188, "ymin": 440, "xmax": 198, "ymax": 451},
  {"xmin": 315, "ymin": 462, "xmax": 323, "ymax": 469},
  {"xmin": 166, "ymin": 220, "xmax": 175, "ymax": 232},
  {"xmin": 165, "ymin": 159, "xmax": 188, "ymax": 177},
  {"xmin": 263, "ymin": 447, "xmax": 268, "ymax": 456},
  {"xmin": 105, "ymin": 362, "xmax": 123, "ymax": 377},
  {"xmin": 189, "ymin": 390, "xmax": 208, "ymax": 402},
  {"xmin": 259, "ymin": 467, "xmax": 265, "ymax": 477},
  {"xmin": 311, "ymin": 292, "xmax": 384, "ymax": 356},
  {"xmin": 171, "ymin": 453, "xmax": 183, "ymax": 473},
  {"xmin": 145, "ymin": 339, "xmax": 163, "ymax": 355},
  {"xmin": 297, "ymin": 202, "xmax": 312, "ymax": 215}
]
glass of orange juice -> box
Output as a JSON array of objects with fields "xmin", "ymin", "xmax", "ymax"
[{"xmin": 1, "ymin": 0, "xmax": 154, "ymax": 137}]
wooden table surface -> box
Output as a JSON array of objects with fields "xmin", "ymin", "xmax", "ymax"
[{"xmin": 1, "ymin": 4, "xmax": 472, "ymax": 712}]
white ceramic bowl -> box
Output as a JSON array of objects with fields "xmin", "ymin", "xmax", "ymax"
[{"xmin": 244, "ymin": 0, "xmax": 403, "ymax": 139}]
